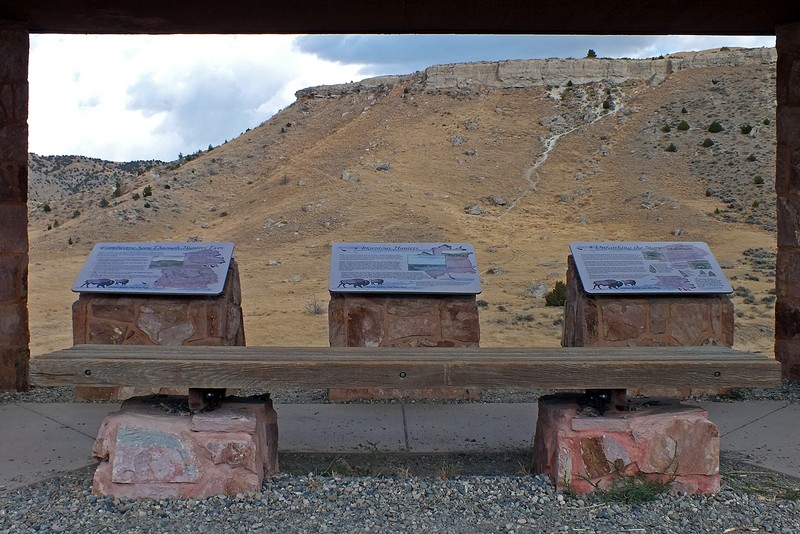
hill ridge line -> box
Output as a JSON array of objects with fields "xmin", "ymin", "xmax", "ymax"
[{"xmin": 297, "ymin": 47, "xmax": 776, "ymax": 98}]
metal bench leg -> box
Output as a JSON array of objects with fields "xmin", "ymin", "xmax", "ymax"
[
  {"xmin": 188, "ymin": 388, "xmax": 226, "ymax": 412},
  {"xmin": 584, "ymin": 389, "xmax": 628, "ymax": 414}
]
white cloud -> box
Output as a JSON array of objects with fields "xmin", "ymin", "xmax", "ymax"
[
  {"xmin": 28, "ymin": 34, "xmax": 775, "ymax": 162},
  {"xmin": 29, "ymin": 35, "xmax": 365, "ymax": 161}
]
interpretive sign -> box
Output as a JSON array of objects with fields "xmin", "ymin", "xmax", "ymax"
[
  {"xmin": 72, "ymin": 242, "xmax": 234, "ymax": 295},
  {"xmin": 570, "ymin": 241, "xmax": 732, "ymax": 294},
  {"xmin": 330, "ymin": 242, "xmax": 481, "ymax": 294}
]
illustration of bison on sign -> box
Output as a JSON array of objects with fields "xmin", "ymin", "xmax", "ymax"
[
  {"xmin": 593, "ymin": 279, "xmax": 623, "ymax": 290},
  {"xmin": 337, "ymin": 278, "xmax": 371, "ymax": 288},
  {"xmin": 80, "ymin": 278, "xmax": 115, "ymax": 288}
]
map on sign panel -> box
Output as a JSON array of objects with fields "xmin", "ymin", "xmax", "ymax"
[
  {"xmin": 330, "ymin": 242, "xmax": 482, "ymax": 294},
  {"xmin": 72, "ymin": 242, "xmax": 234, "ymax": 295},
  {"xmin": 570, "ymin": 241, "xmax": 733, "ymax": 295}
]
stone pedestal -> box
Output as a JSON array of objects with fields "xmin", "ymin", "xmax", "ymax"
[
  {"xmin": 562, "ymin": 255, "xmax": 734, "ymax": 396},
  {"xmin": 328, "ymin": 293, "xmax": 480, "ymax": 401},
  {"xmin": 92, "ymin": 395, "xmax": 278, "ymax": 499},
  {"xmin": 72, "ymin": 258, "xmax": 245, "ymax": 400},
  {"xmin": 533, "ymin": 394, "xmax": 720, "ymax": 494}
]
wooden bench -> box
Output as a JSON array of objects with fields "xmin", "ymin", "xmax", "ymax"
[
  {"xmin": 29, "ymin": 344, "xmax": 783, "ymax": 496},
  {"xmin": 31, "ymin": 344, "xmax": 782, "ymax": 409}
]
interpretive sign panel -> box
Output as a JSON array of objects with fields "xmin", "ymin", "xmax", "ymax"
[
  {"xmin": 570, "ymin": 242, "xmax": 732, "ymax": 294},
  {"xmin": 330, "ymin": 242, "xmax": 481, "ymax": 294},
  {"xmin": 72, "ymin": 242, "xmax": 234, "ymax": 295}
]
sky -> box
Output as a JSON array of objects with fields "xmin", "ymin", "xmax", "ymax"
[{"xmin": 28, "ymin": 34, "xmax": 775, "ymax": 162}]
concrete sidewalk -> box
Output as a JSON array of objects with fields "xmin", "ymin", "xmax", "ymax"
[{"xmin": 1, "ymin": 400, "xmax": 798, "ymax": 492}]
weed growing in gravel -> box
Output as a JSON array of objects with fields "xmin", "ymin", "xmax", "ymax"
[
  {"xmin": 665, "ymin": 143, "xmax": 677, "ymax": 152},
  {"xmin": 708, "ymin": 121, "xmax": 724, "ymax": 133},
  {"xmin": 677, "ymin": 120, "xmax": 690, "ymax": 131},
  {"xmin": 436, "ymin": 460, "xmax": 463, "ymax": 479},
  {"xmin": 595, "ymin": 471, "xmax": 673, "ymax": 504}
]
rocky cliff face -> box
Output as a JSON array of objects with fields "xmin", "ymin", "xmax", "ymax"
[
  {"xmin": 424, "ymin": 47, "xmax": 776, "ymax": 89},
  {"xmin": 298, "ymin": 47, "xmax": 776, "ymax": 98}
]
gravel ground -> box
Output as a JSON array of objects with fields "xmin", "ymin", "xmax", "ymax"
[
  {"xmin": 1, "ymin": 383, "xmax": 798, "ymax": 533},
  {"xmin": 0, "ymin": 457, "xmax": 798, "ymax": 534}
]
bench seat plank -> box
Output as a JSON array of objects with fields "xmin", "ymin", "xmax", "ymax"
[{"xmin": 30, "ymin": 345, "xmax": 782, "ymax": 390}]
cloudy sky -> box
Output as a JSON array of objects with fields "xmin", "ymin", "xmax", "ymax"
[{"xmin": 28, "ymin": 34, "xmax": 775, "ymax": 162}]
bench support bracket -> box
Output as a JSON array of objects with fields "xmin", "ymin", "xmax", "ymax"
[{"xmin": 188, "ymin": 388, "xmax": 226, "ymax": 412}]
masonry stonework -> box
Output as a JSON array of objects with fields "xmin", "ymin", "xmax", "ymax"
[
  {"xmin": 328, "ymin": 293, "xmax": 480, "ymax": 401},
  {"xmin": 0, "ymin": 29, "xmax": 28, "ymax": 391},
  {"xmin": 92, "ymin": 395, "xmax": 279, "ymax": 499},
  {"xmin": 533, "ymin": 394, "xmax": 720, "ymax": 494},
  {"xmin": 776, "ymin": 24, "xmax": 800, "ymax": 380},
  {"xmin": 72, "ymin": 259, "xmax": 245, "ymax": 400},
  {"xmin": 563, "ymin": 256, "xmax": 734, "ymax": 348}
]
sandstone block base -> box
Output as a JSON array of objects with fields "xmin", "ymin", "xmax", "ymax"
[
  {"xmin": 533, "ymin": 394, "xmax": 720, "ymax": 494},
  {"xmin": 92, "ymin": 395, "xmax": 278, "ymax": 499},
  {"xmin": 329, "ymin": 293, "xmax": 480, "ymax": 401}
]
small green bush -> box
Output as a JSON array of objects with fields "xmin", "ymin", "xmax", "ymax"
[
  {"xmin": 545, "ymin": 281, "xmax": 567, "ymax": 307},
  {"xmin": 68, "ymin": 237, "xmax": 73, "ymax": 245},
  {"xmin": 752, "ymin": 200, "xmax": 760, "ymax": 208},
  {"xmin": 661, "ymin": 124, "xmax": 671, "ymax": 133},
  {"xmin": 132, "ymin": 192, "xmax": 140, "ymax": 200},
  {"xmin": 665, "ymin": 143, "xmax": 677, "ymax": 152},
  {"xmin": 763, "ymin": 118, "xmax": 771, "ymax": 125},
  {"xmin": 566, "ymin": 80, "xmax": 573, "ymax": 87},
  {"xmin": 586, "ymin": 49, "xmax": 597, "ymax": 59},
  {"xmin": 142, "ymin": 185, "xmax": 153, "ymax": 197},
  {"xmin": 71, "ymin": 209, "xmax": 80, "ymax": 219},
  {"xmin": 714, "ymin": 208, "xmax": 721, "ymax": 214},
  {"xmin": 702, "ymin": 138, "xmax": 715, "ymax": 147},
  {"xmin": 42, "ymin": 203, "xmax": 51, "ymax": 213},
  {"xmin": 98, "ymin": 198, "xmax": 109, "ymax": 208},
  {"xmin": 753, "ymin": 176, "xmax": 765, "ymax": 185},
  {"xmin": 705, "ymin": 189, "xmax": 712, "ymax": 197},
  {"xmin": 708, "ymin": 121, "xmax": 724, "ymax": 133},
  {"xmin": 747, "ymin": 154, "xmax": 757, "ymax": 162},
  {"xmin": 677, "ymin": 120, "xmax": 690, "ymax": 131},
  {"xmin": 740, "ymin": 124, "xmax": 753, "ymax": 135},
  {"xmin": 681, "ymin": 107, "xmax": 688, "ymax": 114}
]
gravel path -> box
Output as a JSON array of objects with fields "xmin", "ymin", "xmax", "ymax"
[{"xmin": 1, "ymin": 383, "xmax": 798, "ymax": 533}]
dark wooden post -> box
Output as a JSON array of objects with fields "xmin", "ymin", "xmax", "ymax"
[
  {"xmin": 776, "ymin": 23, "xmax": 800, "ymax": 381},
  {"xmin": 0, "ymin": 27, "xmax": 29, "ymax": 391}
]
